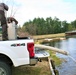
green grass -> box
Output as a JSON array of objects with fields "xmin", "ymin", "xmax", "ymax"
[
  {"xmin": 12, "ymin": 67, "xmax": 41, "ymax": 75},
  {"xmin": 48, "ymin": 50, "xmax": 62, "ymax": 66}
]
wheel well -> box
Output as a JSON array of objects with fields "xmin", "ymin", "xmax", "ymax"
[{"xmin": 0, "ymin": 54, "xmax": 13, "ymax": 66}]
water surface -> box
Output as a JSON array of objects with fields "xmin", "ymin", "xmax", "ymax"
[{"xmin": 44, "ymin": 38, "xmax": 76, "ymax": 75}]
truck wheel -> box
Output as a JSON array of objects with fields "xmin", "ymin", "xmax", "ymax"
[{"xmin": 0, "ymin": 61, "xmax": 11, "ymax": 75}]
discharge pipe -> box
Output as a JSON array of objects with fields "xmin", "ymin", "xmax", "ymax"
[{"xmin": 35, "ymin": 44, "xmax": 69, "ymax": 55}]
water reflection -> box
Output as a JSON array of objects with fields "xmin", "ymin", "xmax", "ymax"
[{"xmin": 42, "ymin": 38, "xmax": 76, "ymax": 75}]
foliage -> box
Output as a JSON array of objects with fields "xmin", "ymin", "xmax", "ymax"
[{"xmin": 18, "ymin": 16, "xmax": 76, "ymax": 35}]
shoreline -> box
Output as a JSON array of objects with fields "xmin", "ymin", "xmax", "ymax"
[
  {"xmin": 33, "ymin": 33, "xmax": 65, "ymax": 40},
  {"xmin": 33, "ymin": 33, "xmax": 65, "ymax": 43}
]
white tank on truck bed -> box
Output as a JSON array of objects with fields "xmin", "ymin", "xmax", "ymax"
[
  {"xmin": 7, "ymin": 21, "xmax": 17, "ymax": 40},
  {"xmin": 7, "ymin": 17, "xmax": 18, "ymax": 40}
]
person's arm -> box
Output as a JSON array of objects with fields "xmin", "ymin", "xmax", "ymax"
[{"xmin": 3, "ymin": 3, "xmax": 9, "ymax": 11}]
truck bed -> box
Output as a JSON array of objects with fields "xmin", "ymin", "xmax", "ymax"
[{"xmin": 0, "ymin": 35, "xmax": 30, "ymax": 41}]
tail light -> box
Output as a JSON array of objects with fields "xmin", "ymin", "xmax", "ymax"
[{"xmin": 27, "ymin": 43, "xmax": 35, "ymax": 58}]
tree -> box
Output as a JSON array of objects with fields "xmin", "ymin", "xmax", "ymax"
[
  {"xmin": 71, "ymin": 20, "xmax": 76, "ymax": 29},
  {"xmin": 21, "ymin": 16, "xmax": 75, "ymax": 35}
]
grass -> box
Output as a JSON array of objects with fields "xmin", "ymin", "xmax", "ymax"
[
  {"xmin": 49, "ymin": 50, "xmax": 62, "ymax": 66},
  {"xmin": 34, "ymin": 33, "xmax": 65, "ymax": 44},
  {"xmin": 12, "ymin": 67, "xmax": 41, "ymax": 75},
  {"xmin": 12, "ymin": 61, "xmax": 51, "ymax": 75},
  {"xmin": 33, "ymin": 33, "xmax": 65, "ymax": 40}
]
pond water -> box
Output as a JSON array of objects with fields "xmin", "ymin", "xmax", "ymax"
[{"xmin": 43, "ymin": 38, "xmax": 76, "ymax": 75}]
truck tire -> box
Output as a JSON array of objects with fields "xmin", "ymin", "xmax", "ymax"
[{"xmin": 0, "ymin": 61, "xmax": 11, "ymax": 75}]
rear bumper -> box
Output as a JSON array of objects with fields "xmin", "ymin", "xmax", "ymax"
[{"xmin": 30, "ymin": 57, "xmax": 38, "ymax": 65}]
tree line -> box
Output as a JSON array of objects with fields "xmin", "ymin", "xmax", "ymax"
[{"xmin": 18, "ymin": 17, "xmax": 76, "ymax": 35}]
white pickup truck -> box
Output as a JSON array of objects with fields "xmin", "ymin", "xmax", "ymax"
[
  {"xmin": 0, "ymin": 39, "xmax": 38, "ymax": 75},
  {"xmin": 0, "ymin": 17, "xmax": 50, "ymax": 75}
]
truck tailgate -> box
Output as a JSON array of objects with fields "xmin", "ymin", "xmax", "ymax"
[{"xmin": 35, "ymin": 48, "xmax": 50, "ymax": 58}]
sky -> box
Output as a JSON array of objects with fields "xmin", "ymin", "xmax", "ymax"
[{"xmin": 1, "ymin": 0, "xmax": 76, "ymax": 26}]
